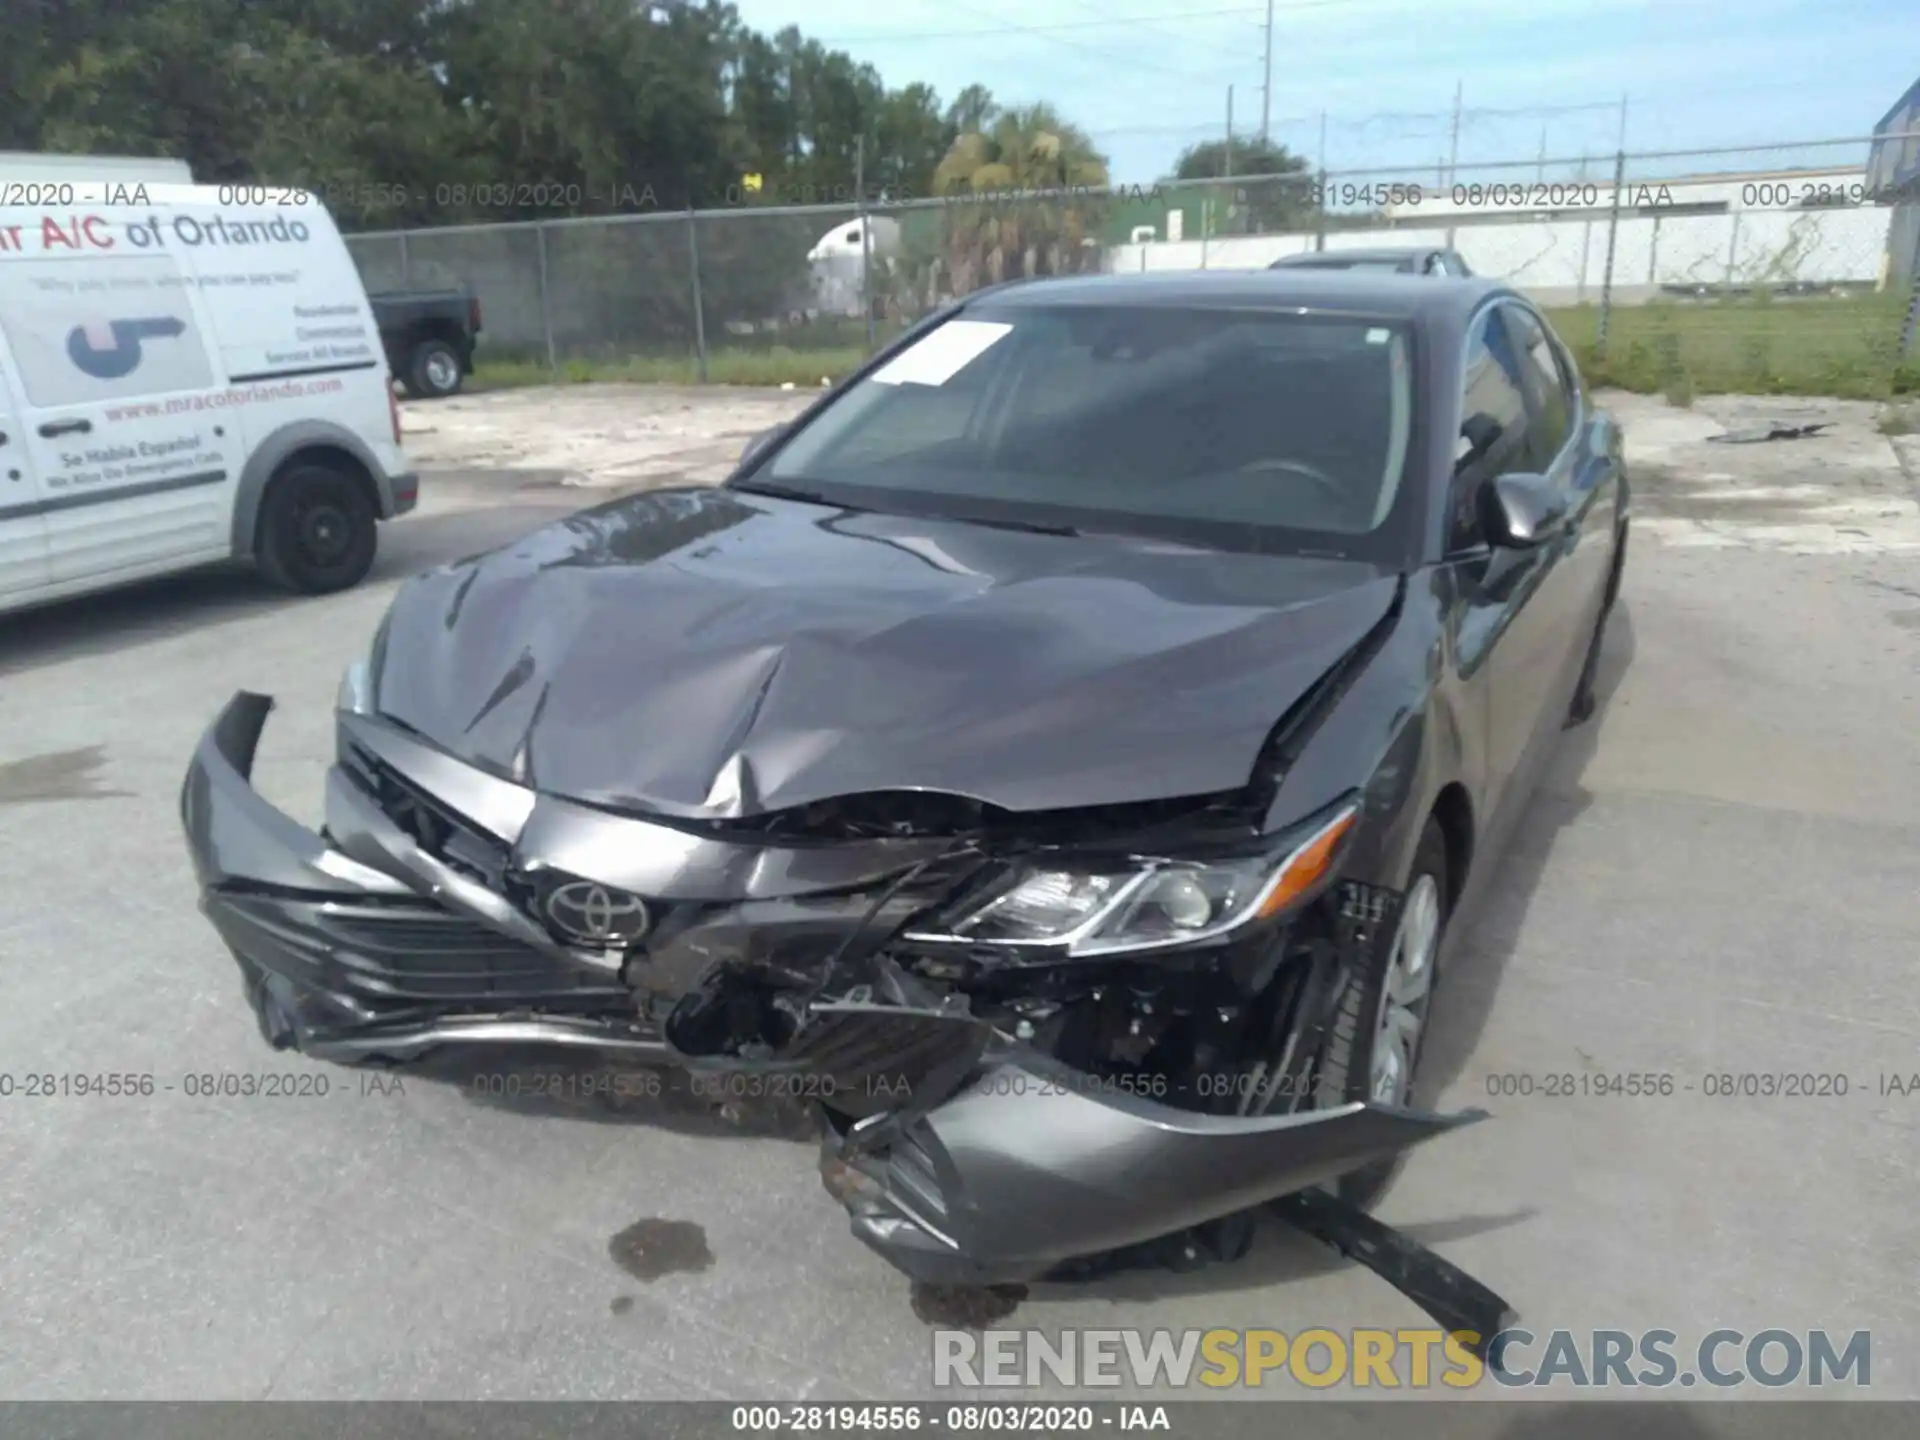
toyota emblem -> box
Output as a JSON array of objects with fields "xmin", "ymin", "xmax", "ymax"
[{"xmin": 542, "ymin": 880, "xmax": 651, "ymax": 946}]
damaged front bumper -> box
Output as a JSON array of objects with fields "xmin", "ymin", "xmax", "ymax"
[
  {"xmin": 818, "ymin": 1037, "xmax": 1480, "ymax": 1286},
  {"xmin": 179, "ymin": 692, "xmax": 668, "ymax": 1063},
  {"xmin": 182, "ymin": 691, "xmax": 1486, "ymax": 1291}
]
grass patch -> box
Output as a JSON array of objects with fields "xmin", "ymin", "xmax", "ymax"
[
  {"xmin": 467, "ymin": 357, "xmax": 560, "ymax": 392},
  {"xmin": 1546, "ymin": 292, "xmax": 1919, "ymax": 400},
  {"xmin": 469, "ymin": 293, "xmax": 1919, "ymax": 400},
  {"xmin": 472, "ymin": 344, "xmax": 877, "ymax": 391}
]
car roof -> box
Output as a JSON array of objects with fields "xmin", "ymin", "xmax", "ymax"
[
  {"xmin": 962, "ymin": 268, "xmax": 1509, "ymax": 331},
  {"xmin": 1272, "ymin": 246, "xmax": 1444, "ymax": 265}
]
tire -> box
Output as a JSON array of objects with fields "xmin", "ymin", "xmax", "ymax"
[
  {"xmin": 1313, "ymin": 816, "xmax": 1450, "ymax": 1208},
  {"xmin": 255, "ymin": 461, "xmax": 378, "ymax": 595},
  {"xmin": 406, "ymin": 338, "xmax": 464, "ymax": 398}
]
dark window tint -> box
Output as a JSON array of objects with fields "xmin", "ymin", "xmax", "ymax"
[
  {"xmin": 1449, "ymin": 308, "xmax": 1532, "ymax": 550},
  {"xmin": 1503, "ymin": 306, "xmax": 1575, "ymax": 468}
]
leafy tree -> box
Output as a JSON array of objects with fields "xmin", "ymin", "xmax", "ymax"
[
  {"xmin": 0, "ymin": 0, "xmax": 1116, "ymax": 345},
  {"xmin": 930, "ymin": 102, "xmax": 1111, "ymax": 294},
  {"xmin": 1168, "ymin": 136, "xmax": 1315, "ymax": 234}
]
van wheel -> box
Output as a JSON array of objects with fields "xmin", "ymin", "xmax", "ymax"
[
  {"xmin": 255, "ymin": 463, "xmax": 377, "ymax": 595},
  {"xmin": 407, "ymin": 339, "xmax": 463, "ymax": 398}
]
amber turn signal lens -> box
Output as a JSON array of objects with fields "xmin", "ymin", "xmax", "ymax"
[{"xmin": 1256, "ymin": 806, "xmax": 1359, "ymax": 919}]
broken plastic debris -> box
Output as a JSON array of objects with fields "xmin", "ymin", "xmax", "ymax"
[
  {"xmin": 1270, "ymin": 1186, "xmax": 1518, "ymax": 1366},
  {"xmin": 1708, "ymin": 421, "xmax": 1832, "ymax": 444}
]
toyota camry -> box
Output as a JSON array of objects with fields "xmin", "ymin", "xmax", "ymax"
[{"xmin": 181, "ymin": 270, "xmax": 1627, "ymax": 1298}]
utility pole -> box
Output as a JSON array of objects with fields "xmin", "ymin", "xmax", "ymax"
[
  {"xmin": 1617, "ymin": 93, "xmax": 1629, "ymax": 150},
  {"xmin": 1446, "ymin": 81, "xmax": 1462, "ymax": 187},
  {"xmin": 1226, "ymin": 85, "xmax": 1234, "ymax": 179},
  {"xmin": 1537, "ymin": 126, "xmax": 1547, "ymax": 182},
  {"xmin": 1317, "ymin": 110, "xmax": 1328, "ymax": 173},
  {"xmin": 787, "ymin": 54, "xmax": 800, "ymax": 170},
  {"xmin": 1259, "ymin": 0, "xmax": 1274, "ymax": 142},
  {"xmin": 855, "ymin": 135, "xmax": 874, "ymax": 353}
]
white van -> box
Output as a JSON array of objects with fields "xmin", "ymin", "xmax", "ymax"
[{"xmin": 0, "ymin": 182, "xmax": 417, "ymax": 616}]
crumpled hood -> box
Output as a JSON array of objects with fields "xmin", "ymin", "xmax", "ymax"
[{"xmin": 370, "ymin": 486, "xmax": 1401, "ymax": 817}]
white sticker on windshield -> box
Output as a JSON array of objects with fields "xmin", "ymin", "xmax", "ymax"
[
  {"xmin": 870, "ymin": 320, "xmax": 1013, "ymax": 386},
  {"xmin": 1365, "ymin": 328, "xmax": 1390, "ymax": 344}
]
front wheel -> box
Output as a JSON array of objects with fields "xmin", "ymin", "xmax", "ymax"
[
  {"xmin": 255, "ymin": 463, "xmax": 378, "ymax": 595},
  {"xmin": 1313, "ymin": 816, "xmax": 1450, "ymax": 1208}
]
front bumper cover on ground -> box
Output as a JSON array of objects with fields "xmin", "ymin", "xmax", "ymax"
[
  {"xmin": 182, "ymin": 690, "xmax": 1491, "ymax": 1302},
  {"xmin": 819, "ymin": 1043, "xmax": 1481, "ymax": 1287}
]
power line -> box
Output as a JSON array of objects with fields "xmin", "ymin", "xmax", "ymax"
[
  {"xmin": 1085, "ymin": 113, "xmax": 1320, "ymax": 139},
  {"xmin": 815, "ymin": 0, "xmax": 1362, "ymax": 45},
  {"xmin": 813, "ymin": 7, "xmax": 1263, "ymax": 45},
  {"xmin": 928, "ymin": 0, "xmax": 1246, "ymax": 82},
  {"xmin": 1056, "ymin": 0, "xmax": 1255, "ymax": 63}
]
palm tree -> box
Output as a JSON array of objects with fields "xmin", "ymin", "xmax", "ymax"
[{"xmin": 928, "ymin": 102, "xmax": 1111, "ymax": 297}]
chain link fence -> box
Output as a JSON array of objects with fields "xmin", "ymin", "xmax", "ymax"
[{"xmin": 344, "ymin": 129, "xmax": 1920, "ymax": 399}]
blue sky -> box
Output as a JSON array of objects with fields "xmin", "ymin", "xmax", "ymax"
[{"xmin": 736, "ymin": 0, "xmax": 1920, "ymax": 184}]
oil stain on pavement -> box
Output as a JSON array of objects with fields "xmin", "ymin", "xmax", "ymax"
[
  {"xmin": 0, "ymin": 746, "xmax": 131, "ymax": 805},
  {"xmin": 909, "ymin": 1283, "xmax": 1028, "ymax": 1328},
  {"xmin": 608, "ymin": 1218, "xmax": 715, "ymax": 1282}
]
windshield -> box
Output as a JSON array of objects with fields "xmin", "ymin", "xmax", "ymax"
[{"xmin": 742, "ymin": 304, "xmax": 1416, "ymax": 558}]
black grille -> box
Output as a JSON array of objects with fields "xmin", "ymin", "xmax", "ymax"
[
  {"xmin": 341, "ymin": 741, "xmax": 513, "ymax": 888},
  {"xmin": 225, "ymin": 894, "xmax": 629, "ymax": 1011}
]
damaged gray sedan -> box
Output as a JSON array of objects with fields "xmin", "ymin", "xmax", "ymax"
[{"xmin": 181, "ymin": 271, "xmax": 1627, "ymax": 1300}]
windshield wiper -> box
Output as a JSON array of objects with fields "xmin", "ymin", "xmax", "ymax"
[
  {"xmin": 953, "ymin": 514, "xmax": 1083, "ymax": 538},
  {"xmin": 731, "ymin": 480, "xmax": 864, "ymax": 509}
]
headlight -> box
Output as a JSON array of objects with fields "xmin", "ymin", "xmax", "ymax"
[
  {"xmin": 906, "ymin": 802, "xmax": 1359, "ymax": 958},
  {"xmin": 335, "ymin": 612, "xmax": 392, "ymax": 716},
  {"xmin": 336, "ymin": 658, "xmax": 373, "ymax": 715}
]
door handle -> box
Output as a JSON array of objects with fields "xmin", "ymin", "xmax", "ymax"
[{"xmin": 39, "ymin": 418, "xmax": 92, "ymax": 438}]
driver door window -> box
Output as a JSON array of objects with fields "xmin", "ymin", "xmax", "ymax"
[
  {"xmin": 1448, "ymin": 309, "xmax": 1532, "ymax": 551},
  {"xmin": 1501, "ymin": 305, "xmax": 1577, "ymax": 471}
]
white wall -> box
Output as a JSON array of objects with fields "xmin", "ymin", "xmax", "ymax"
[
  {"xmin": 1402, "ymin": 167, "xmax": 1868, "ymax": 220},
  {"xmin": 1106, "ymin": 205, "xmax": 1896, "ymax": 300}
]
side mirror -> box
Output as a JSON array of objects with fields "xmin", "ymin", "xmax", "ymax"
[
  {"xmin": 1482, "ymin": 472, "xmax": 1567, "ymax": 549},
  {"xmin": 1460, "ymin": 412, "xmax": 1503, "ymax": 463},
  {"xmin": 738, "ymin": 425, "xmax": 785, "ymax": 467}
]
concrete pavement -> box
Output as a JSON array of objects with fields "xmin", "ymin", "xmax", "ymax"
[{"xmin": 0, "ymin": 398, "xmax": 1916, "ymax": 1401}]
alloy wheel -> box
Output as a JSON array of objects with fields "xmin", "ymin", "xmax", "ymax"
[{"xmin": 1369, "ymin": 872, "xmax": 1440, "ymax": 1106}]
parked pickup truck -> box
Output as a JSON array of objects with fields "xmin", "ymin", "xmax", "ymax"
[{"xmin": 371, "ymin": 287, "xmax": 482, "ymax": 398}]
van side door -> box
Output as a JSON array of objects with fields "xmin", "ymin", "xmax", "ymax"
[
  {"xmin": 0, "ymin": 216, "xmax": 245, "ymax": 589},
  {"xmin": 0, "ymin": 336, "xmax": 51, "ymax": 605}
]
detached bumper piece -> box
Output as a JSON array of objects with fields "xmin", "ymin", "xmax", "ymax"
[
  {"xmin": 180, "ymin": 692, "xmax": 662, "ymax": 1064},
  {"xmin": 820, "ymin": 1047, "xmax": 1485, "ymax": 1287}
]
